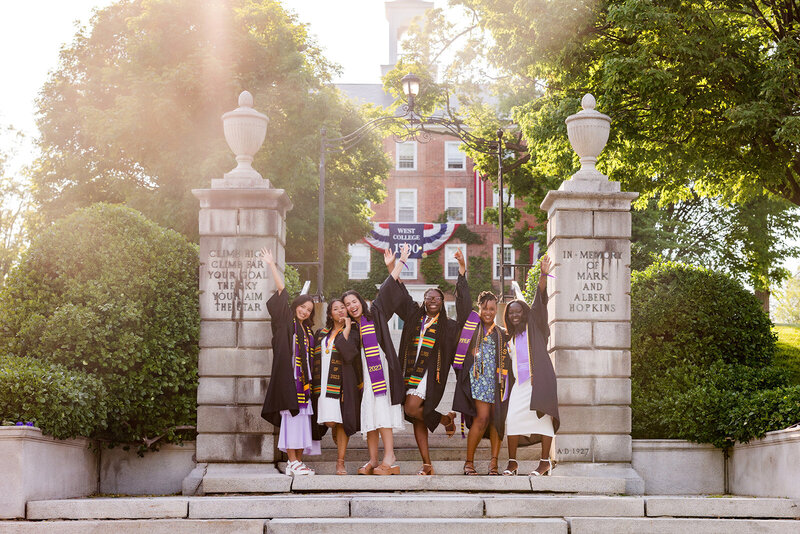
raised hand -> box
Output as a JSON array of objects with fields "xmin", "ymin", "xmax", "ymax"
[
  {"xmin": 344, "ymin": 315, "xmax": 352, "ymax": 329},
  {"xmin": 399, "ymin": 243, "xmax": 411, "ymax": 264},
  {"xmin": 260, "ymin": 247, "xmax": 275, "ymax": 266},
  {"xmin": 454, "ymin": 247, "xmax": 466, "ymax": 269},
  {"xmin": 383, "ymin": 248, "xmax": 396, "ymax": 268},
  {"xmin": 540, "ymin": 254, "xmax": 552, "ymax": 276}
]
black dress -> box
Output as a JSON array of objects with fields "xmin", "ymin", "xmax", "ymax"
[
  {"xmin": 378, "ymin": 273, "xmax": 471, "ymax": 431},
  {"xmin": 313, "ymin": 328, "xmax": 362, "ymax": 437}
]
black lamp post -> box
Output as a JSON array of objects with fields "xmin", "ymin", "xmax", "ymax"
[{"xmin": 310, "ymin": 73, "xmax": 513, "ymax": 300}]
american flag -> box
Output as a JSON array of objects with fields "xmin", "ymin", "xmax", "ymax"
[{"xmin": 474, "ymin": 170, "xmax": 487, "ymax": 225}]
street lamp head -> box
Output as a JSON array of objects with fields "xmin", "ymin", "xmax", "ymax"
[{"xmin": 401, "ymin": 73, "xmax": 421, "ymax": 99}]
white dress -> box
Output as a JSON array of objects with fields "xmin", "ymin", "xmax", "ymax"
[
  {"xmin": 506, "ymin": 333, "xmax": 554, "ymax": 437},
  {"xmin": 317, "ymin": 334, "xmax": 343, "ymax": 425},
  {"xmin": 360, "ymin": 345, "xmax": 405, "ymax": 436}
]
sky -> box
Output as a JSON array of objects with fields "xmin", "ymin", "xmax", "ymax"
[{"xmin": 1, "ymin": 0, "xmax": 798, "ymax": 279}]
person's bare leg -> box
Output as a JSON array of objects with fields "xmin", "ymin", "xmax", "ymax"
[
  {"xmin": 378, "ymin": 427, "xmax": 396, "ymax": 466},
  {"xmin": 336, "ymin": 424, "xmax": 348, "ymax": 462},
  {"xmin": 365, "ymin": 430, "xmax": 380, "ymax": 468},
  {"xmin": 505, "ymin": 435, "xmax": 519, "ymax": 475},
  {"xmin": 405, "ymin": 394, "xmax": 432, "ymax": 471},
  {"xmin": 533, "ymin": 435, "xmax": 554, "ymax": 475},
  {"xmin": 489, "ymin": 422, "xmax": 501, "ymax": 474},
  {"xmin": 287, "ymin": 449, "xmax": 300, "ymax": 463},
  {"xmin": 465, "ymin": 401, "xmax": 491, "ymax": 463}
]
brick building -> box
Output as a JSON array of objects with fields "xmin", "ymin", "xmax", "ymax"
[{"xmin": 338, "ymin": 0, "xmax": 540, "ymax": 327}]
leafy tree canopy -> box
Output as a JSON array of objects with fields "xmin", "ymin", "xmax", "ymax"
[{"xmin": 32, "ymin": 0, "xmax": 389, "ymax": 293}]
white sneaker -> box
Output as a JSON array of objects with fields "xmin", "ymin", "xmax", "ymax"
[{"xmin": 292, "ymin": 461, "xmax": 315, "ymax": 476}]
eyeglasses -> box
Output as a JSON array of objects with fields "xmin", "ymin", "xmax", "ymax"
[{"xmin": 424, "ymin": 295, "xmax": 443, "ymax": 302}]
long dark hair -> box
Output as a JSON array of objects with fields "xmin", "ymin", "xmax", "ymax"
[
  {"xmin": 341, "ymin": 290, "xmax": 373, "ymax": 322},
  {"xmin": 290, "ymin": 294, "xmax": 316, "ymax": 328},
  {"xmin": 325, "ymin": 298, "xmax": 346, "ymax": 330},
  {"xmin": 503, "ymin": 299, "xmax": 530, "ymax": 337}
]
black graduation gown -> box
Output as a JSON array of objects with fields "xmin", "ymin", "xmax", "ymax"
[
  {"xmin": 502, "ymin": 284, "xmax": 561, "ymax": 445},
  {"xmin": 379, "ymin": 273, "xmax": 471, "ymax": 432},
  {"xmin": 260, "ymin": 290, "xmax": 315, "ymax": 431},
  {"xmin": 452, "ymin": 325, "xmax": 511, "ymax": 439},
  {"xmin": 313, "ymin": 328, "xmax": 362, "ymax": 437}
]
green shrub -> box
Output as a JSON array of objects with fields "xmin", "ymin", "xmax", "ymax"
[
  {"xmin": 631, "ymin": 261, "xmax": 800, "ymax": 446},
  {"xmin": 0, "ymin": 204, "xmax": 199, "ymax": 446},
  {"xmin": 0, "ymin": 354, "xmax": 107, "ymax": 439}
]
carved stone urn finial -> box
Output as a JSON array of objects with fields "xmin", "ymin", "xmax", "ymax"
[
  {"xmin": 215, "ymin": 90, "xmax": 270, "ymax": 188},
  {"xmin": 561, "ymin": 94, "xmax": 618, "ymax": 192}
]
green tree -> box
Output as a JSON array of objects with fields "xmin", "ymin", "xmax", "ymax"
[
  {"xmin": 32, "ymin": 0, "xmax": 388, "ymax": 293},
  {"xmin": 774, "ymin": 270, "xmax": 800, "ymax": 324},
  {"xmin": 0, "ymin": 126, "xmax": 31, "ymax": 283},
  {"xmin": 388, "ymin": 1, "xmax": 800, "ymax": 300}
]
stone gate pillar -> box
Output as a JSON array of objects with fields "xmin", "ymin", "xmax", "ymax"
[
  {"xmin": 185, "ymin": 91, "xmax": 291, "ymax": 493},
  {"xmin": 540, "ymin": 94, "xmax": 643, "ymax": 493}
]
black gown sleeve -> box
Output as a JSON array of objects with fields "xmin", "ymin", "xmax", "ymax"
[
  {"xmin": 267, "ymin": 289, "xmax": 291, "ymax": 329},
  {"xmin": 530, "ymin": 283, "xmax": 549, "ymax": 339},
  {"xmin": 334, "ymin": 331, "xmax": 359, "ymax": 364},
  {"xmin": 454, "ymin": 273, "xmax": 472, "ymax": 327},
  {"xmin": 374, "ymin": 274, "xmax": 421, "ymax": 321}
]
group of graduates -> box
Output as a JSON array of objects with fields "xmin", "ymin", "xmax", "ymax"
[{"xmin": 260, "ymin": 243, "xmax": 560, "ymax": 477}]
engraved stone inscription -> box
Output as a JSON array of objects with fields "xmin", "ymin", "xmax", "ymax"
[
  {"xmin": 552, "ymin": 239, "xmax": 630, "ymax": 321},
  {"xmin": 199, "ymin": 237, "xmax": 276, "ymax": 320}
]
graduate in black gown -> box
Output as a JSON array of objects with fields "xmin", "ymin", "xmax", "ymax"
[
  {"xmin": 379, "ymin": 245, "xmax": 471, "ymax": 475},
  {"xmin": 341, "ymin": 245, "xmax": 412, "ymax": 475},
  {"xmin": 452, "ymin": 288, "xmax": 510, "ymax": 476},
  {"xmin": 259, "ymin": 248, "xmax": 320, "ymax": 476},
  {"xmin": 502, "ymin": 253, "xmax": 560, "ymax": 477},
  {"xmin": 313, "ymin": 298, "xmax": 362, "ymax": 475}
]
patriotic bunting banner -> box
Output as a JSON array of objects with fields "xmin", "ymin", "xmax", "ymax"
[{"xmin": 364, "ymin": 223, "xmax": 459, "ymax": 259}]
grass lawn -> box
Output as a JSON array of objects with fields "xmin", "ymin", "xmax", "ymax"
[{"xmin": 774, "ymin": 324, "xmax": 800, "ymax": 386}]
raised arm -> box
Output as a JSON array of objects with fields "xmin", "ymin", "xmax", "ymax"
[
  {"xmin": 374, "ymin": 245, "xmax": 419, "ymax": 320},
  {"xmin": 261, "ymin": 247, "xmax": 284, "ymax": 294},
  {"xmin": 387, "ymin": 245, "xmax": 411, "ymax": 281},
  {"xmin": 453, "ymin": 248, "xmax": 471, "ymax": 325},
  {"xmin": 530, "ymin": 254, "xmax": 551, "ymax": 337}
]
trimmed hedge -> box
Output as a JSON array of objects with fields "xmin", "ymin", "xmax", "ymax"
[
  {"xmin": 631, "ymin": 261, "xmax": 800, "ymax": 446},
  {"xmin": 0, "ymin": 203, "xmax": 199, "ymax": 446},
  {"xmin": 0, "ymin": 354, "xmax": 107, "ymax": 439}
]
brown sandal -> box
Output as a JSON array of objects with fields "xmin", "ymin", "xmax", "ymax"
[
  {"xmin": 335, "ymin": 459, "xmax": 347, "ymax": 476},
  {"xmin": 374, "ymin": 463, "xmax": 400, "ymax": 475},
  {"xmin": 463, "ymin": 461, "xmax": 478, "ymax": 476},
  {"xmin": 357, "ymin": 462, "xmax": 375, "ymax": 475},
  {"xmin": 488, "ymin": 457, "xmax": 500, "ymax": 476},
  {"xmin": 417, "ymin": 463, "xmax": 434, "ymax": 475}
]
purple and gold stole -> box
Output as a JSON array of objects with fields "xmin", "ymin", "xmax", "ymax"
[
  {"xmin": 359, "ymin": 316, "xmax": 387, "ymax": 396},
  {"xmin": 514, "ymin": 329, "xmax": 532, "ymax": 384},
  {"xmin": 293, "ymin": 320, "xmax": 313, "ymax": 407},
  {"xmin": 453, "ymin": 311, "xmax": 481, "ymax": 370}
]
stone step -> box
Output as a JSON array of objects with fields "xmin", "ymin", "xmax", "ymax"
[
  {"xmin": 277, "ymin": 459, "xmax": 546, "ymax": 475},
  {"xmin": 310, "ymin": 446, "xmax": 543, "ymax": 462},
  {"xmin": 265, "ymin": 518, "xmax": 568, "ymax": 534},
  {"xmin": 567, "ymin": 517, "xmax": 799, "ymax": 533},
  {"xmin": 0, "ymin": 519, "xmax": 265, "ymax": 534}
]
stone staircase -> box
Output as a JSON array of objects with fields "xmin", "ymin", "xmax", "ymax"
[{"xmin": 3, "ymin": 493, "xmax": 798, "ymax": 533}]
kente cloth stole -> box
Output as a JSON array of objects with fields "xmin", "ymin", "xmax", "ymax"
[
  {"xmin": 359, "ymin": 316, "xmax": 387, "ymax": 397},
  {"xmin": 453, "ymin": 311, "xmax": 480, "ymax": 370},
  {"xmin": 293, "ymin": 320, "xmax": 313, "ymax": 407},
  {"xmin": 496, "ymin": 330, "xmax": 511, "ymax": 402},
  {"xmin": 404, "ymin": 314, "xmax": 439, "ymax": 387},
  {"xmin": 313, "ymin": 328, "xmax": 344, "ymax": 399},
  {"xmin": 514, "ymin": 329, "xmax": 533, "ymax": 384}
]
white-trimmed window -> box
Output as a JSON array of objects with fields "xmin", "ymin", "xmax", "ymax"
[
  {"xmin": 396, "ymin": 189, "xmax": 417, "ymax": 222},
  {"xmin": 348, "ymin": 243, "xmax": 371, "ymax": 280},
  {"xmin": 444, "ymin": 243, "xmax": 467, "ymax": 280},
  {"xmin": 445, "ymin": 302, "xmax": 457, "ymax": 318},
  {"xmin": 493, "ymin": 244, "xmax": 515, "ymax": 280},
  {"xmin": 493, "ymin": 188, "xmax": 515, "ymax": 208},
  {"xmin": 444, "ymin": 188, "xmax": 467, "ymax": 223},
  {"xmin": 445, "ymin": 141, "xmax": 466, "ymax": 170},
  {"xmin": 400, "ymin": 258, "xmax": 417, "ymax": 280},
  {"xmin": 396, "ymin": 141, "xmax": 417, "ymax": 170}
]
